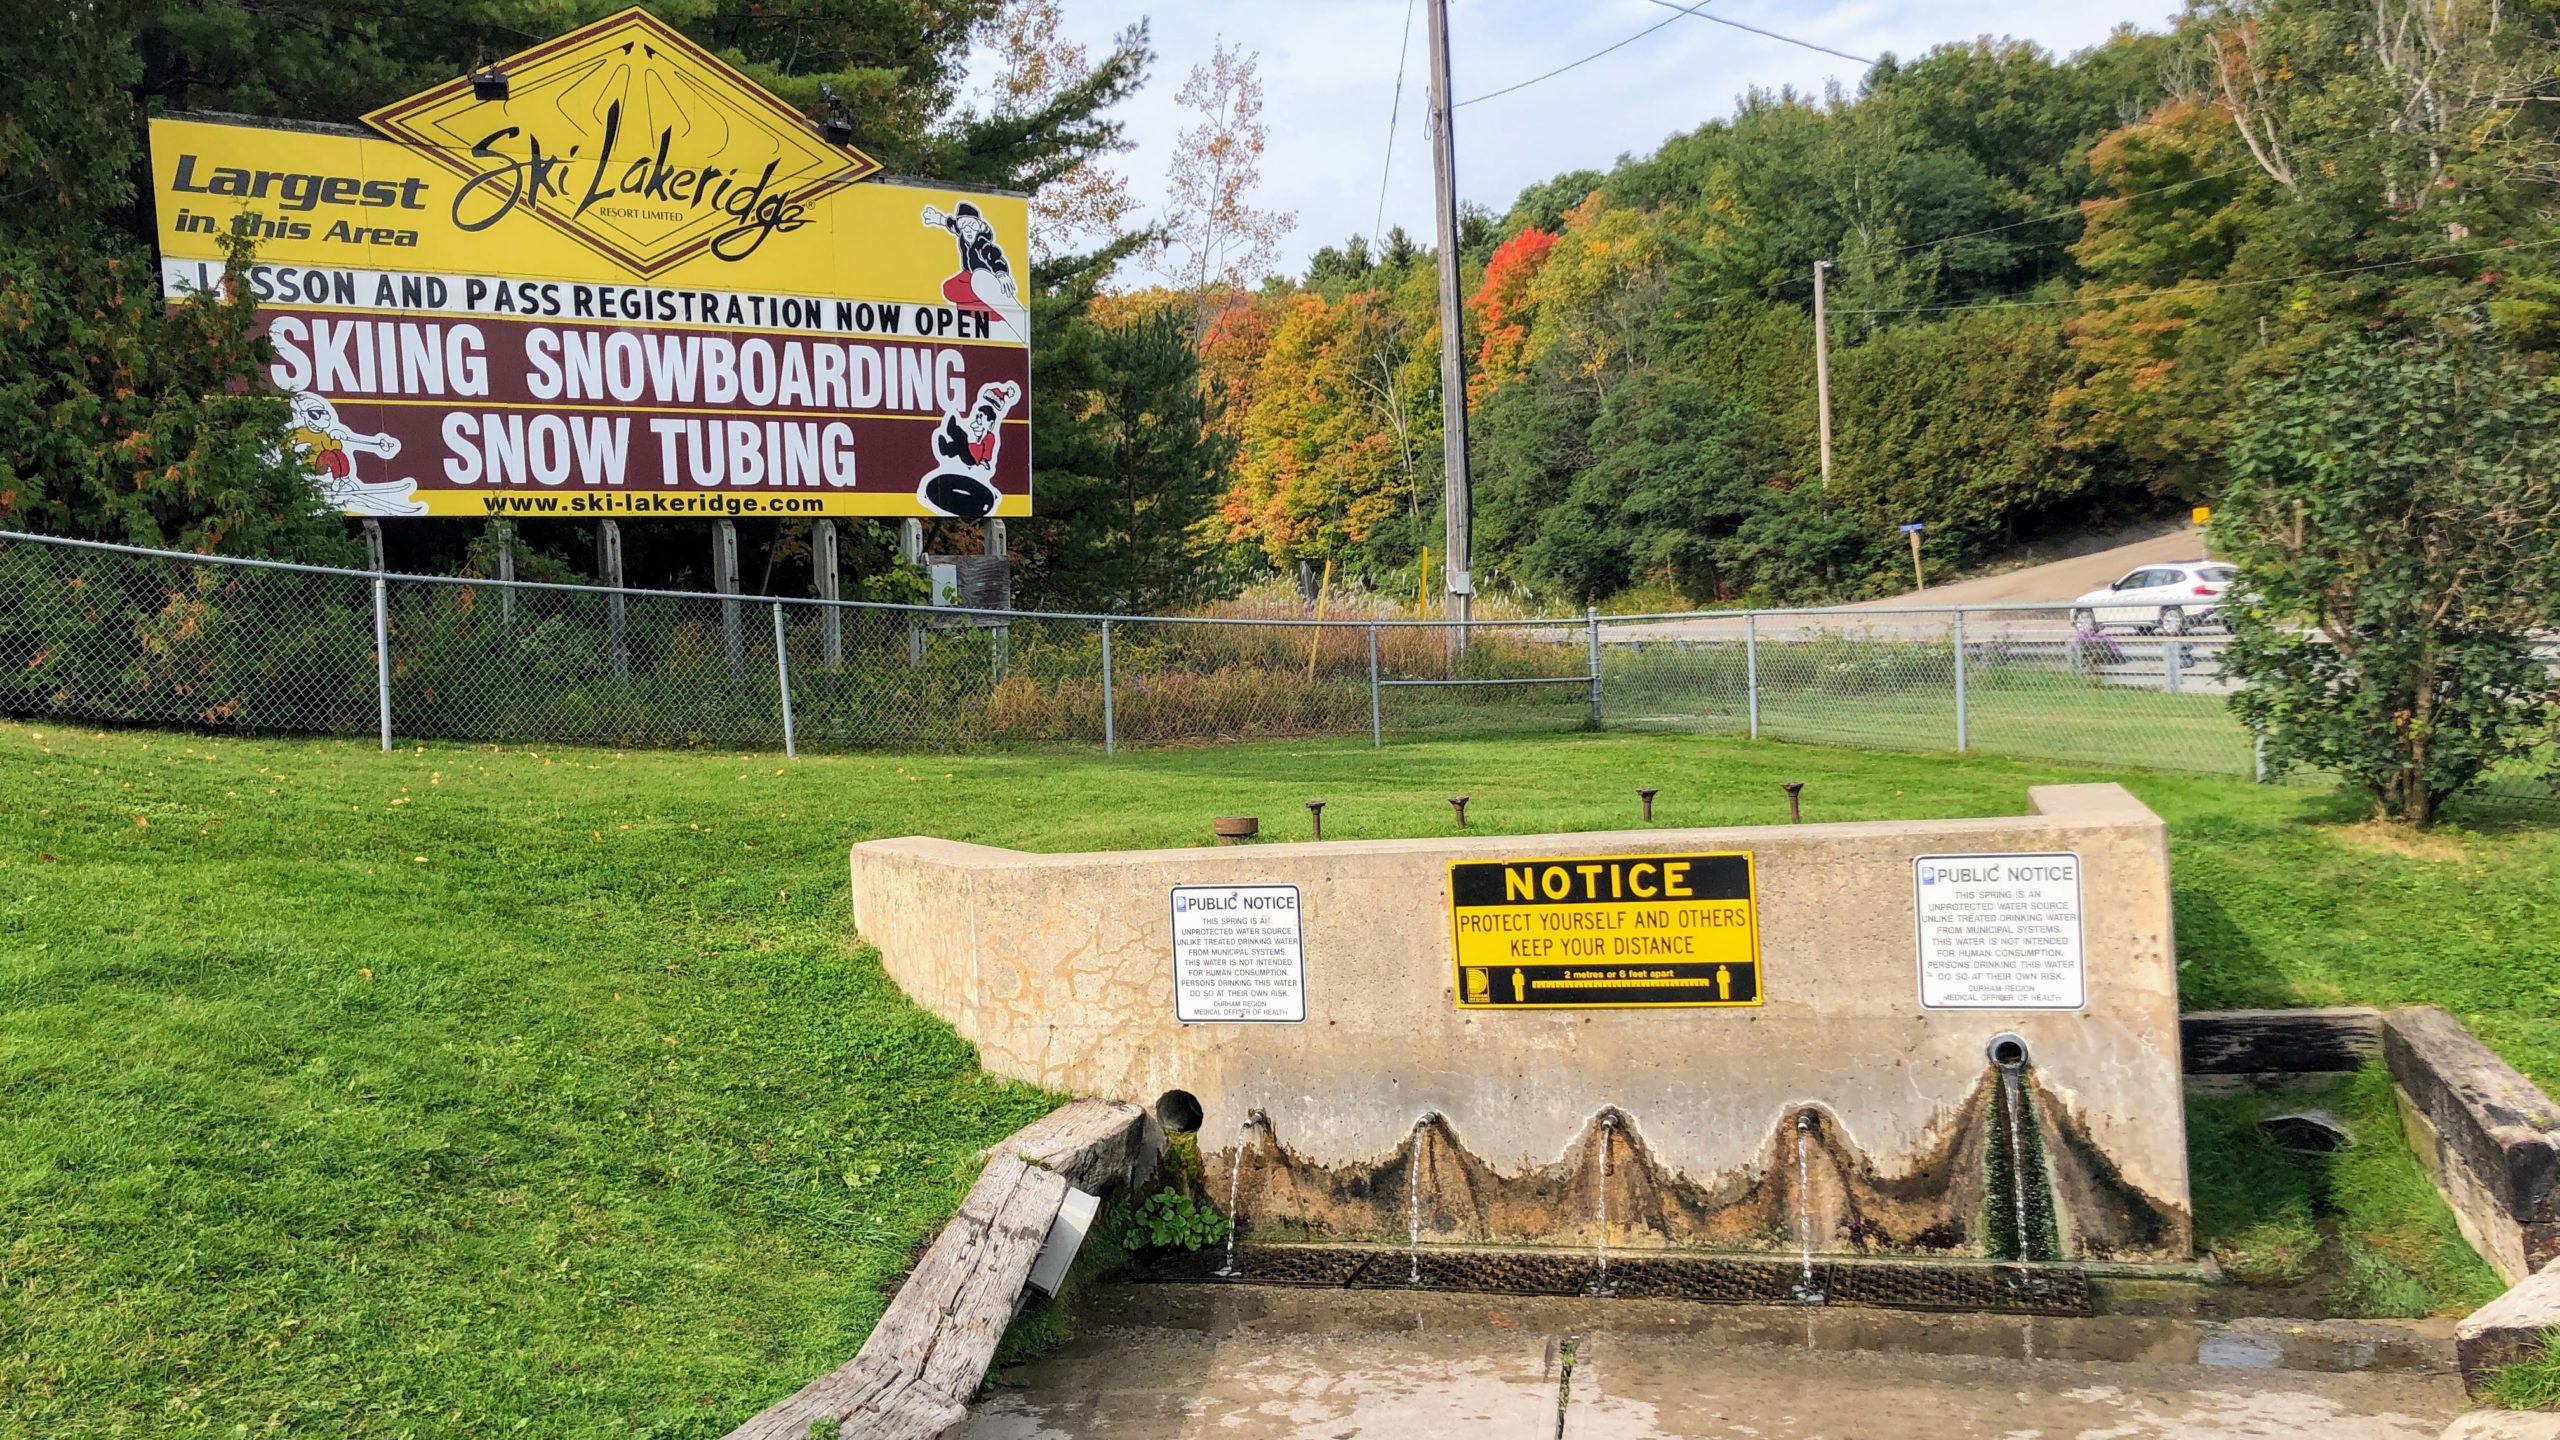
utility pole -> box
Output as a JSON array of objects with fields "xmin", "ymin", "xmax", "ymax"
[
  {"xmin": 1425, "ymin": 0, "xmax": 1473, "ymax": 642},
  {"xmin": 1813, "ymin": 258, "xmax": 1835, "ymax": 494}
]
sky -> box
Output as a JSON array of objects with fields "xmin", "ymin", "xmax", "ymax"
[{"xmin": 1006, "ymin": 0, "xmax": 2182, "ymax": 277}]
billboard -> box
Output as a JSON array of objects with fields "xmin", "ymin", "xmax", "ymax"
[{"xmin": 147, "ymin": 7, "xmax": 1029, "ymax": 521}]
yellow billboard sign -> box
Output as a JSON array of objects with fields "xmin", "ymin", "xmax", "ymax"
[
  {"xmin": 362, "ymin": 8, "xmax": 882, "ymax": 278},
  {"xmin": 149, "ymin": 8, "xmax": 1029, "ymax": 520}
]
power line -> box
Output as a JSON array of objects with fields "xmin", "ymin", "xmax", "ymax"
[
  {"xmin": 1636, "ymin": 0, "xmax": 1873, "ymax": 66},
  {"xmin": 1836, "ymin": 233, "xmax": 2560, "ymax": 318},
  {"xmin": 1374, "ymin": 0, "xmax": 1419, "ymax": 243},
  {"xmin": 1455, "ymin": 0, "xmax": 1719, "ymax": 108}
]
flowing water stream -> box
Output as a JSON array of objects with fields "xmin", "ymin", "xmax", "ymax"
[
  {"xmin": 1999, "ymin": 1065, "xmax": 2034, "ymax": 1260},
  {"xmin": 1407, "ymin": 1114, "xmax": 1432, "ymax": 1285},
  {"xmin": 1791, "ymin": 1111, "xmax": 1826, "ymax": 1305},
  {"xmin": 1588, "ymin": 1115, "xmax": 1617, "ymax": 1296},
  {"xmin": 1216, "ymin": 1112, "xmax": 1257, "ymax": 1278}
]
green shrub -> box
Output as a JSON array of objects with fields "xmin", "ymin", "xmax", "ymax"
[{"xmin": 1121, "ymin": 1189, "xmax": 1230, "ymax": 1253}]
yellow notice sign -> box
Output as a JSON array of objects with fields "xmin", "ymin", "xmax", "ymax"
[{"xmin": 1448, "ymin": 852, "xmax": 1762, "ymax": 1010}]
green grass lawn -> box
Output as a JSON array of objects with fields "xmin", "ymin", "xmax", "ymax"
[
  {"xmin": 4, "ymin": 721, "xmax": 2557, "ymax": 1435},
  {"xmin": 2187, "ymin": 1067, "xmax": 2505, "ymax": 1319}
]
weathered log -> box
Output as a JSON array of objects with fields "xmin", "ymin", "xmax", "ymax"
[
  {"xmin": 722, "ymin": 1100, "xmax": 1147, "ymax": 1440},
  {"xmin": 1003, "ymin": 1098, "xmax": 1149, "ymax": 1193},
  {"xmin": 2385, "ymin": 1007, "xmax": 2560, "ymax": 1283},
  {"xmin": 2178, "ymin": 1008, "xmax": 2381, "ymax": 1075}
]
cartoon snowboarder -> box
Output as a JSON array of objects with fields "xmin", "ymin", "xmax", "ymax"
[
  {"xmin": 915, "ymin": 380, "xmax": 1023, "ymax": 520},
  {"xmin": 283, "ymin": 392, "xmax": 423, "ymax": 516},
  {"xmin": 920, "ymin": 201, "xmax": 1026, "ymax": 341}
]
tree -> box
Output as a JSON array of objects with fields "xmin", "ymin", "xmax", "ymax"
[
  {"xmin": 1220, "ymin": 291, "xmax": 1431, "ymax": 569},
  {"xmin": 1829, "ymin": 304, "xmax": 2097, "ymax": 561},
  {"xmin": 0, "ymin": 0, "xmax": 342, "ymax": 557},
  {"xmin": 1151, "ymin": 38, "xmax": 1294, "ymax": 322},
  {"xmin": 1011, "ymin": 247, "xmax": 1230, "ymax": 611},
  {"xmin": 973, "ymin": 0, "xmax": 1146, "ymax": 263},
  {"xmin": 2218, "ymin": 325, "xmax": 2560, "ymax": 826},
  {"xmin": 1467, "ymin": 228, "xmax": 1557, "ymax": 401}
]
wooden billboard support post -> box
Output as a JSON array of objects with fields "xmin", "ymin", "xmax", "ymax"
[
  {"xmin": 597, "ymin": 519, "xmax": 628, "ymax": 683},
  {"xmin": 900, "ymin": 518, "xmax": 925, "ymax": 667},
  {"xmin": 985, "ymin": 517, "xmax": 1009, "ymax": 683},
  {"xmin": 493, "ymin": 519, "xmax": 515, "ymax": 630},
  {"xmin": 813, "ymin": 518, "xmax": 843, "ymax": 668},
  {"xmin": 714, "ymin": 519, "xmax": 744, "ymax": 682}
]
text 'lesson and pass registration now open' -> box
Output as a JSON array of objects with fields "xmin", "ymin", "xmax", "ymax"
[{"xmin": 1448, "ymin": 852, "xmax": 1762, "ymax": 1009}]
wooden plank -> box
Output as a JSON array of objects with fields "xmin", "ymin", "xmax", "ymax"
[
  {"xmin": 916, "ymin": 1163, "xmax": 1069, "ymax": 1403},
  {"xmin": 721, "ymin": 1352, "xmax": 907, "ymax": 1440},
  {"xmin": 722, "ymin": 1101, "xmax": 1146, "ymax": 1440},
  {"xmin": 855, "ymin": 1154, "xmax": 1044, "ymax": 1371},
  {"xmin": 2179, "ymin": 1008, "xmax": 2381, "ymax": 1075},
  {"xmin": 726, "ymin": 1155, "xmax": 1043, "ymax": 1440},
  {"xmin": 841, "ymin": 1368, "xmax": 969, "ymax": 1439},
  {"xmin": 1004, "ymin": 1098, "xmax": 1146, "ymax": 1192}
]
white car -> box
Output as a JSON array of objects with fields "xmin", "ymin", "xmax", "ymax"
[{"xmin": 2070, "ymin": 561, "xmax": 2238, "ymax": 635}]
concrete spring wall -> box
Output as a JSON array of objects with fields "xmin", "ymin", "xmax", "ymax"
[{"xmin": 850, "ymin": 783, "xmax": 2192, "ymax": 1262}]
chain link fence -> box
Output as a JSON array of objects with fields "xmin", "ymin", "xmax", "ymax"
[{"xmin": 3, "ymin": 531, "xmax": 2553, "ymax": 806}]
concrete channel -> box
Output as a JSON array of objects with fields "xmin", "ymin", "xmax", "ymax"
[{"xmin": 965, "ymin": 1286, "xmax": 2464, "ymax": 1439}]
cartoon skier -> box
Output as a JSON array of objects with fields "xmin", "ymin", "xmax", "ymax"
[
  {"xmin": 283, "ymin": 392, "xmax": 424, "ymax": 516},
  {"xmin": 915, "ymin": 380, "xmax": 1023, "ymax": 520},
  {"xmin": 920, "ymin": 201, "xmax": 1027, "ymax": 341}
]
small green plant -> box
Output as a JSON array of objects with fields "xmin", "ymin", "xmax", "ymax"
[
  {"xmin": 808, "ymin": 1419, "xmax": 843, "ymax": 1439},
  {"xmin": 2485, "ymin": 1330, "xmax": 2560, "ymax": 1411},
  {"xmin": 1121, "ymin": 1188, "xmax": 1231, "ymax": 1252}
]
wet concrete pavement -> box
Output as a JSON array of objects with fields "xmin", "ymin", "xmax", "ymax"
[{"xmin": 963, "ymin": 1286, "xmax": 2464, "ymax": 1440}]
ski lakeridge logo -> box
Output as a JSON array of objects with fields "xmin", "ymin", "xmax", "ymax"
[{"xmin": 362, "ymin": 7, "xmax": 878, "ymax": 278}]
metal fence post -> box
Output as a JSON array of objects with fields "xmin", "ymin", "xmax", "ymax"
[
  {"xmin": 1100, "ymin": 619, "xmax": 1116, "ymax": 757},
  {"xmin": 771, "ymin": 601, "xmax": 797, "ymax": 758},
  {"xmin": 1952, "ymin": 608, "xmax": 1969, "ymax": 753},
  {"xmin": 1745, "ymin": 611, "xmax": 1760, "ymax": 741},
  {"xmin": 1367, "ymin": 622, "xmax": 1382, "ymax": 749},
  {"xmin": 1586, "ymin": 604, "xmax": 1603, "ymax": 730},
  {"xmin": 2164, "ymin": 641, "xmax": 2184, "ymax": 694},
  {"xmin": 371, "ymin": 570, "xmax": 392, "ymax": 753},
  {"xmin": 2253, "ymin": 724, "xmax": 2268, "ymax": 784}
]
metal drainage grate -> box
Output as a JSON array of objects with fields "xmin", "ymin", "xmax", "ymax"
[{"xmin": 1134, "ymin": 1246, "xmax": 2092, "ymax": 1316}]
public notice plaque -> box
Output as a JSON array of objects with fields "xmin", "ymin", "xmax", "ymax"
[
  {"xmin": 1913, "ymin": 852, "xmax": 2086, "ymax": 1010},
  {"xmin": 1170, "ymin": 884, "xmax": 1306, "ymax": 1023}
]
